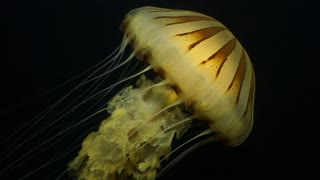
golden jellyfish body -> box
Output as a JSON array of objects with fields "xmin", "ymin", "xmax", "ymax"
[{"xmin": 68, "ymin": 6, "xmax": 255, "ymax": 180}]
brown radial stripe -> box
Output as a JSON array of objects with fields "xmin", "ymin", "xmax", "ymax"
[
  {"xmin": 154, "ymin": 15, "xmax": 214, "ymax": 26},
  {"xmin": 226, "ymin": 49, "xmax": 247, "ymax": 103},
  {"xmin": 176, "ymin": 26, "xmax": 226, "ymax": 51},
  {"xmin": 201, "ymin": 38, "xmax": 237, "ymax": 78},
  {"xmin": 241, "ymin": 69, "xmax": 255, "ymax": 121}
]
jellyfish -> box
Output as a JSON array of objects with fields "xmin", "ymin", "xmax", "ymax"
[
  {"xmin": 1, "ymin": 6, "xmax": 255, "ymax": 180},
  {"xmin": 67, "ymin": 6, "xmax": 255, "ymax": 180}
]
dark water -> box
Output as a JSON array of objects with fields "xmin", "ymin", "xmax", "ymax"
[{"xmin": 2, "ymin": 0, "xmax": 318, "ymax": 179}]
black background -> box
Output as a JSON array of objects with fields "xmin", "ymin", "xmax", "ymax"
[{"xmin": 2, "ymin": 0, "xmax": 319, "ymax": 179}]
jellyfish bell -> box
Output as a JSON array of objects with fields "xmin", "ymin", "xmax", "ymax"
[
  {"xmin": 1, "ymin": 6, "xmax": 255, "ymax": 180},
  {"xmin": 121, "ymin": 6, "xmax": 255, "ymax": 146},
  {"xmin": 68, "ymin": 6, "xmax": 255, "ymax": 180}
]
